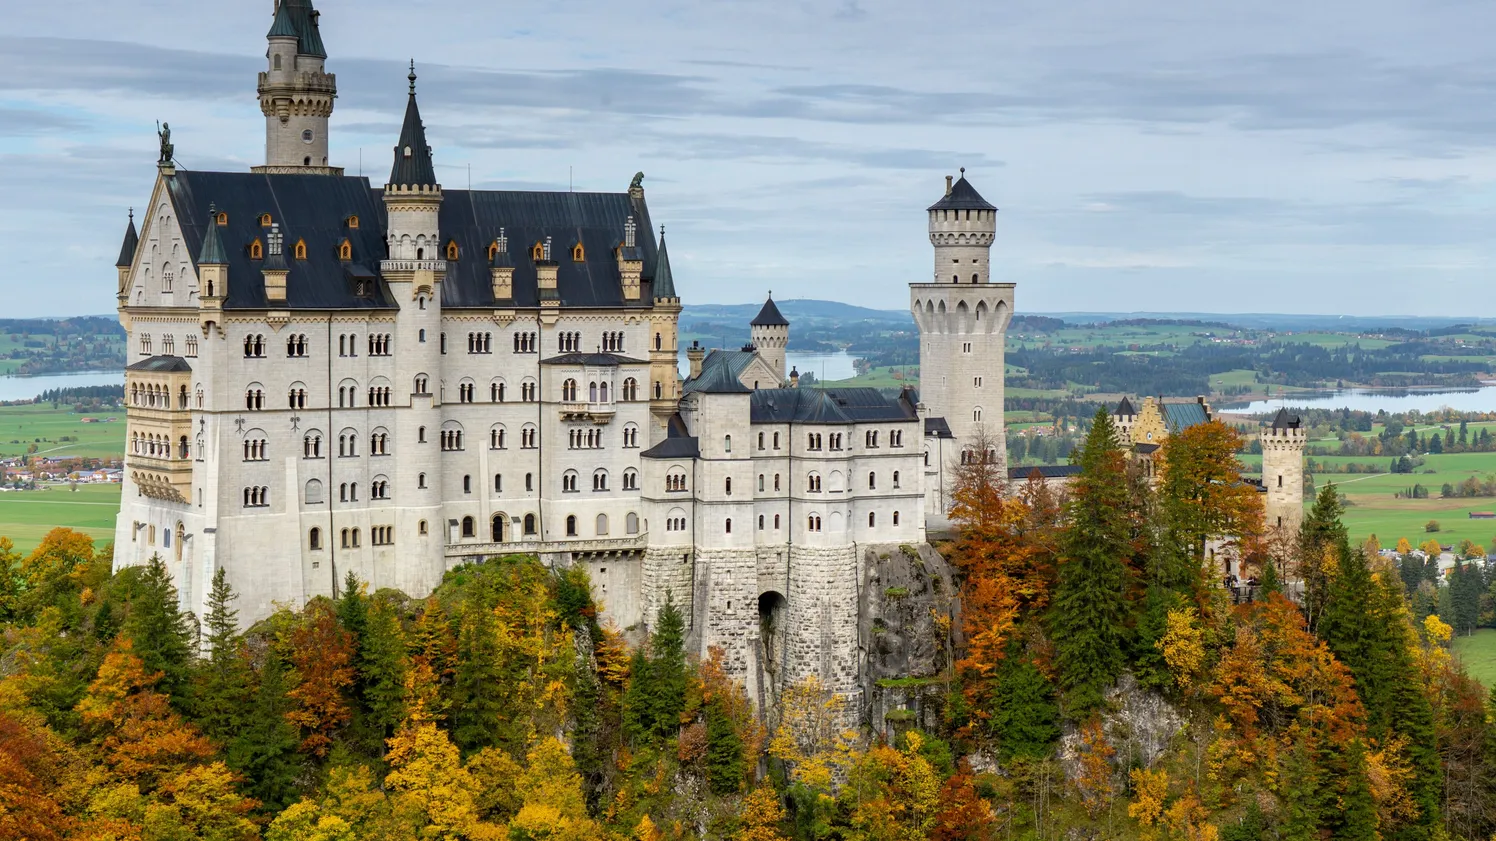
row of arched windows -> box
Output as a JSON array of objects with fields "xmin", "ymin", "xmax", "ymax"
[
  {"xmin": 557, "ymin": 332, "xmax": 583, "ymax": 353},
  {"xmin": 600, "ymin": 331, "xmax": 625, "ymax": 352},
  {"xmin": 243, "ymin": 334, "xmax": 265, "ymax": 358},
  {"xmin": 568, "ymin": 428, "xmax": 603, "ymax": 449},
  {"xmin": 467, "ymin": 332, "xmax": 493, "ymax": 353},
  {"xmin": 132, "ymin": 432, "xmax": 189, "ymax": 460},
  {"xmin": 242, "ymin": 486, "xmax": 269, "ymax": 507},
  {"xmin": 513, "ymin": 332, "xmax": 537, "ymax": 353},
  {"xmin": 243, "ymin": 438, "xmax": 267, "ymax": 461},
  {"xmin": 130, "ymin": 382, "xmax": 188, "ymax": 409},
  {"xmin": 287, "ymin": 334, "xmax": 308, "ymax": 357}
]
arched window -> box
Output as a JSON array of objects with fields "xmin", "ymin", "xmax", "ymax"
[
  {"xmin": 725, "ymin": 477, "xmax": 732, "ymax": 495},
  {"xmin": 774, "ymin": 514, "xmax": 781, "ymax": 529},
  {"xmin": 725, "ymin": 518, "xmax": 732, "ymax": 534},
  {"xmin": 566, "ymin": 515, "xmax": 578, "ymax": 537},
  {"xmin": 596, "ymin": 514, "xmax": 608, "ymax": 535},
  {"xmin": 626, "ymin": 512, "xmax": 639, "ymax": 534},
  {"xmin": 446, "ymin": 241, "xmax": 460, "ymax": 260},
  {"xmin": 869, "ymin": 512, "xmax": 876, "ymax": 527},
  {"xmin": 724, "ymin": 435, "xmax": 731, "ymax": 453},
  {"xmin": 758, "ymin": 515, "xmax": 765, "ymax": 530},
  {"xmin": 869, "ymin": 472, "xmax": 877, "ymax": 489},
  {"xmin": 309, "ymin": 527, "xmax": 321, "ymax": 550},
  {"xmin": 491, "ymin": 514, "xmax": 506, "ymax": 542},
  {"xmin": 305, "ymin": 479, "xmax": 323, "ymax": 504},
  {"xmin": 293, "ymin": 239, "xmax": 307, "ymax": 260},
  {"xmin": 462, "ymin": 516, "xmax": 475, "ymax": 538},
  {"xmin": 249, "ymin": 239, "xmax": 263, "ymax": 259},
  {"xmin": 463, "ymin": 475, "xmax": 472, "ymax": 494},
  {"xmin": 893, "ymin": 511, "xmax": 900, "ymax": 526},
  {"xmin": 524, "ymin": 513, "xmax": 537, "ymax": 535},
  {"xmin": 418, "ymin": 473, "xmax": 427, "ymax": 489},
  {"xmin": 892, "ymin": 470, "xmax": 900, "ymax": 488},
  {"xmin": 563, "ymin": 379, "xmax": 578, "ymax": 402}
]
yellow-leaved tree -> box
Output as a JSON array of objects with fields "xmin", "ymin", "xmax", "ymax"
[{"xmin": 504, "ymin": 737, "xmax": 600, "ymax": 841}]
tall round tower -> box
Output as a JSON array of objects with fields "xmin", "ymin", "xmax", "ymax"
[
  {"xmin": 256, "ymin": 0, "xmax": 339, "ymax": 174},
  {"xmin": 750, "ymin": 295, "xmax": 789, "ymax": 385},
  {"xmin": 910, "ymin": 171, "xmax": 1012, "ymax": 465},
  {"xmin": 1261, "ymin": 409, "xmax": 1307, "ymax": 536}
]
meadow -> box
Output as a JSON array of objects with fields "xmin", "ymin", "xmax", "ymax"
[
  {"xmin": 0, "ymin": 482, "xmax": 121, "ymax": 555},
  {"xmin": 1452, "ymin": 629, "xmax": 1496, "ymax": 689},
  {"xmin": 0, "ymin": 403, "xmax": 126, "ymax": 460}
]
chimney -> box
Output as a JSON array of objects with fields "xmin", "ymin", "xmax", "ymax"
[
  {"xmin": 687, "ymin": 341, "xmax": 705, "ymax": 380},
  {"xmin": 945, "ymin": 175, "xmax": 953, "ymax": 196}
]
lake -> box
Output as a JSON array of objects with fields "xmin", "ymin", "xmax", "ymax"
[
  {"xmin": 1224, "ymin": 384, "xmax": 1496, "ymax": 415},
  {"xmin": 676, "ymin": 350, "xmax": 860, "ymax": 382},
  {"xmin": 0, "ymin": 371, "xmax": 125, "ymax": 403}
]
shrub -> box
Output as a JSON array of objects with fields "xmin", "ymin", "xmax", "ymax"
[{"xmin": 1425, "ymin": 520, "xmax": 1441, "ymax": 533}]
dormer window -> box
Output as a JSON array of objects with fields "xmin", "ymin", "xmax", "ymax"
[
  {"xmin": 531, "ymin": 242, "xmax": 545, "ymax": 261},
  {"xmin": 346, "ymin": 215, "xmax": 360, "ymax": 229},
  {"xmin": 216, "ymin": 212, "xmax": 228, "ymax": 226},
  {"xmin": 338, "ymin": 239, "xmax": 352, "ymax": 261},
  {"xmin": 446, "ymin": 241, "xmax": 460, "ymax": 261},
  {"xmin": 403, "ymin": 146, "xmax": 413, "ymax": 159},
  {"xmin": 258, "ymin": 213, "xmax": 272, "ymax": 228},
  {"xmin": 571, "ymin": 243, "xmax": 585, "ymax": 262},
  {"xmin": 294, "ymin": 239, "xmax": 308, "ymax": 260},
  {"xmin": 488, "ymin": 240, "xmax": 500, "ymax": 260},
  {"xmin": 249, "ymin": 238, "xmax": 263, "ymax": 260}
]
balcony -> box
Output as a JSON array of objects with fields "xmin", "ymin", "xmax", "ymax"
[{"xmin": 558, "ymin": 402, "xmax": 615, "ymax": 423}]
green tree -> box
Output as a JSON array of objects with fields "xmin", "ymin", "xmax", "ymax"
[
  {"xmin": 191, "ymin": 567, "xmax": 251, "ymax": 743},
  {"xmin": 1049, "ymin": 409, "xmax": 1131, "ymax": 713},
  {"xmin": 989, "ymin": 650, "xmax": 1060, "ymax": 761},
  {"xmin": 227, "ymin": 650, "xmax": 302, "ymax": 811},
  {"xmin": 452, "ymin": 584, "xmax": 503, "ymax": 753},
  {"xmin": 646, "ymin": 594, "xmax": 688, "ymax": 742},
  {"xmin": 705, "ymin": 696, "xmax": 746, "ymax": 794},
  {"xmin": 123, "ymin": 553, "xmax": 194, "ymax": 702},
  {"xmin": 360, "ymin": 596, "xmax": 409, "ymax": 748},
  {"xmin": 1300, "ymin": 484, "xmax": 1348, "ymax": 632},
  {"xmin": 1336, "ymin": 740, "xmax": 1378, "ymax": 841}
]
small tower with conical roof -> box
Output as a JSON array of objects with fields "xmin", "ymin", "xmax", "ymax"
[
  {"xmin": 750, "ymin": 294, "xmax": 789, "ymax": 384},
  {"xmin": 648, "ymin": 226, "xmax": 683, "ymax": 443},
  {"xmin": 910, "ymin": 170, "xmax": 1012, "ymax": 470},
  {"xmin": 256, "ymin": 0, "xmax": 339, "ymax": 173},
  {"xmin": 115, "ymin": 209, "xmax": 138, "ymax": 303}
]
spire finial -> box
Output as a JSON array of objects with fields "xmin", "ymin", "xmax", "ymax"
[
  {"xmin": 128, "ymin": 207, "xmax": 134, "ymax": 222},
  {"xmin": 960, "ymin": 166, "xmax": 965, "ymax": 175},
  {"xmin": 208, "ymin": 201, "xmax": 216, "ymax": 215},
  {"xmin": 408, "ymin": 60, "xmax": 417, "ymax": 95},
  {"xmin": 659, "ymin": 224, "xmax": 666, "ymax": 239}
]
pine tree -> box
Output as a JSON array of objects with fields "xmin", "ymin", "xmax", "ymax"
[
  {"xmin": 1258, "ymin": 554, "xmax": 1282, "ymax": 598},
  {"xmin": 361, "ymin": 596, "xmax": 409, "ymax": 747},
  {"xmin": 123, "ymin": 553, "xmax": 194, "ymax": 702},
  {"xmin": 191, "ymin": 567, "xmax": 251, "ymax": 743},
  {"xmin": 337, "ymin": 569, "xmax": 368, "ymax": 659},
  {"xmin": 646, "ymin": 594, "xmax": 688, "ymax": 741},
  {"xmin": 621, "ymin": 649, "xmax": 653, "ymax": 745},
  {"xmin": 1050, "ymin": 409, "xmax": 1131, "ymax": 713},
  {"xmin": 453, "ymin": 586, "xmax": 504, "ymax": 753},
  {"xmin": 989, "ymin": 651, "xmax": 1060, "ymax": 761},
  {"xmin": 228, "ymin": 650, "xmax": 302, "ymax": 811},
  {"xmin": 1335, "ymin": 740, "xmax": 1378, "ymax": 841},
  {"xmin": 705, "ymin": 696, "xmax": 746, "ymax": 794},
  {"xmin": 1300, "ymin": 484, "xmax": 1348, "ymax": 632},
  {"xmin": 1279, "ymin": 739, "xmax": 1324, "ymax": 841}
]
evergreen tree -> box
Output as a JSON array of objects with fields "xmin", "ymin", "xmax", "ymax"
[
  {"xmin": 989, "ymin": 651, "xmax": 1060, "ymax": 761},
  {"xmin": 1132, "ymin": 586, "xmax": 1182, "ymax": 693},
  {"xmin": 1279, "ymin": 739, "xmax": 1324, "ymax": 841},
  {"xmin": 191, "ymin": 567, "xmax": 251, "ymax": 743},
  {"xmin": 705, "ymin": 697, "xmax": 746, "ymax": 795},
  {"xmin": 453, "ymin": 585, "xmax": 504, "ymax": 753},
  {"xmin": 620, "ymin": 649, "xmax": 653, "ymax": 745},
  {"xmin": 1335, "ymin": 740, "xmax": 1378, "ymax": 841},
  {"xmin": 123, "ymin": 553, "xmax": 194, "ymax": 701},
  {"xmin": 646, "ymin": 594, "xmax": 688, "ymax": 741},
  {"xmin": 361, "ymin": 596, "xmax": 409, "ymax": 747},
  {"xmin": 1258, "ymin": 556, "xmax": 1281, "ymax": 598},
  {"xmin": 1300, "ymin": 484, "xmax": 1348, "ymax": 632},
  {"xmin": 1050, "ymin": 409, "xmax": 1131, "ymax": 713},
  {"xmin": 228, "ymin": 650, "xmax": 302, "ymax": 812},
  {"xmin": 337, "ymin": 569, "xmax": 368, "ymax": 658}
]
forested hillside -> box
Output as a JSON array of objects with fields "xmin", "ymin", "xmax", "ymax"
[{"xmin": 1, "ymin": 413, "xmax": 1495, "ymax": 839}]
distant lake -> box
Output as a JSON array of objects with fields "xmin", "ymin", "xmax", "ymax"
[
  {"xmin": 676, "ymin": 350, "xmax": 860, "ymax": 382},
  {"xmin": 1224, "ymin": 384, "xmax": 1496, "ymax": 415},
  {"xmin": 0, "ymin": 371, "xmax": 124, "ymax": 403}
]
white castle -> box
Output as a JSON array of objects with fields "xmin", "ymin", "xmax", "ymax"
[{"xmin": 113, "ymin": 0, "xmax": 1010, "ymax": 704}]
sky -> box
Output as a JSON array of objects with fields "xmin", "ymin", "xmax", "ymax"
[{"xmin": 2, "ymin": 0, "xmax": 1494, "ymax": 318}]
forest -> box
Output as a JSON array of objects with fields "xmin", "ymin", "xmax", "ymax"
[{"xmin": 1, "ymin": 412, "xmax": 1495, "ymax": 840}]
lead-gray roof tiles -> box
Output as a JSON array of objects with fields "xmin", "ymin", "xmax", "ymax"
[
  {"xmin": 1162, "ymin": 401, "xmax": 1210, "ymax": 432},
  {"xmin": 684, "ymin": 362, "xmax": 753, "ymax": 395},
  {"xmin": 927, "ymin": 174, "xmax": 996, "ymax": 212},
  {"xmin": 749, "ymin": 387, "xmax": 916, "ymax": 425},
  {"xmin": 127, "ymin": 355, "xmax": 192, "ymax": 373},
  {"xmin": 751, "ymin": 297, "xmax": 789, "ymax": 327},
  {"xmin": 116, "ymin": 213, "xmax": 139, "ymax": 268},
  {"xmin": 167, "ymin": 170, "xmax": 662, "ymax": 311},
  {"xmin": 541, "ymin": 352, "xmax": 647, "ymax": 366},
  {"xmin": 266, "ymin": 0, "xmax": 327, "ymax": 58}
]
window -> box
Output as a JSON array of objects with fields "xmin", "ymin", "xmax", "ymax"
[
  {"xmin": 309, "ymin": 527, "xmax": 322, "ymax": 550},
  {"xmin": 596, "ymin": 513, "xmax": 608, "ymax": 535},
  {"xmin": 418, "ymin": 426, "xmax": 427, "ymax": 443},
  {"xmin": 808, "ymin": 433, "xmax": 822, "ymax": 450},
  {"xmin": 522, "ymin": 425, "xmax": 537, "ymax": 449},
  {"xmin": 243, "ymin": 437, "xmax": 267, "ymax": 461},
  {"xmin": 593, "ymin": 470, "xmax": 609, "ymax": 491},
  {"xmin": 467, "ymin": 332, "xmax": 493, "ymax": 354},
  {"xmin": 725, "ymin": 435, "xmax": 732, "ymax": 453},
  {"xmin": 339, "ymin": 240, "xmax": 352, "ymax": 261},
  {"xmin": 666, "ymin": 470, "xmax": 687, "ymax": 492},
  {"xmin": 868, "ymin": 472, "xmax": 876, "ymax": 490},
  {"xmin": 414, "ymin": 375, "xmax": 429, "ymax": 394},
  {"xmin": 492, "ymin": 381, "xmax": 506, "ymax": 402},
  {"xmin": 243, "ymin": 486, "xmax": 269, "ymax": 508},
  {"xmin": 419, "ymin": 520, "xmax": 428, "ymax": 535},
  {"xmin": 563, "ymin": 379, "xmax": 578, "ymax": 402},
  {"xmin": 446, "ymin": 241, "xmax": 460, "ymax": 260},
  {"xmin": 773, "ymin": 432, "xmax": 781, "ymax": 449},
  {"xmin": 626, "ymin": 513, "xmax": 639, "ymax": 535},
  {"xmin": 563, "ymin": 471, "xmax": 579, "ymax": 493},
  {"xmin": 441, "ymin": 428, "xmax": 464, "ymax": 451},
  {"xmin": 305, "ymin": 480, "xmax": 324, "ymax": 504},
  {"xmin": 492, "ymin": 514, "xmax": 506, "ymax": 542},
  {"xmin": 893, "ymin": 470, "xmax": 900, "ymax": 489},
  {"xmin": 869, "ymin": 512, "xmax": 877, "ymax": 527},
  {"xmin": 962, "ymin": 342, "xmax": 972, "ymax": 354},
  {"xmin": 370, "ymin": 432, "xmax": 390, "ymax": 455},
  {"xmin": 440, "ymin": 333, "xmax": 447, "ymax": 354},
  {"xmin": 758, "ymin": 432, "xmax": 765, "ymax": 450},
  {"xmin": 463, "ymin": 475, "xmax": 472, "ymax": 494},
  {"xmin": 371, "ymin": 479, "xmax": 389, "ymax": 499},
  {"xmin": 245, "ymin": 387, "xmax": 265, "ymax": 411},
  {"xmin": 893, "ymin": 511, "xmax": 900, "ymax": 526},
  {"xmin": 758, "ymin": 515, "xmax": 765, "ymax": 531},
  {"xmin": 243, "ymin": 334, "xmax": 265, "ymax": 358},
  {"xmin": 459, "ymin": 381, "xmax": 475, "ymax": 403},
  {"xmin": 566, "ymin": 515, "xmax": 578, "ymax": 537},
  {"xmin": 725, "ymin": 518, "xmax": 732, "ymax": 534},
  {"xmin": 249, "ymin": 239, "xmax": 263, "ymax": 259},
  {"xmin": 623, "ymin": 469, "xmax": 638, "ymax": 491},
  {"xmin": 774, "ymin": 474, "xmax": 781, "ymax": 491},
  {"xmin": 494, "ymin": 474, "xmax": 503, "ymax": 493},
  {"xmin": 623, "ymin": 425, "xmax": 639, "ymax": 448},
  {"xmin": 303, "ymin": 433, "xmax": 322, "ymax": 458},
  {"xmin": 758, "ymin": 474, "xmax": 764, "ymax": 492},
  {"xmin": 418, "ymin": 473, "xmax": 427, "ymax": 489},
  {"xmin": 372, "ymin": 526, "xmax": 394, "ymax": 546},
  {"xmin": 830, "ymin": 433, "xmax": 843, "ymax": 451},
  {"xmin": 808, "ymin": 514, "xmax": 822, "ymax": 532},
  {"xmin": 462, "ymin": 517, "xmax": 475, "ymax": 538},
  {"xmin": 774, "ymin": 514, "xmax": 781, "ymax": 530},
  {"xmin": 526, "ymin": 473, "xmax": 534, "ymax": 492},
  {"xmin": 808, "ymin": 473, "xmax": 822, "ymax": 493},
  {"xmin": 161, "ymin": 334, "xmax": 174, "ymax": 354},
  {"xmin": 974, "ymin": 376, "xmax": 983, "ymax": 387},
  {"xmin": 293, "ymin": 239, "xmax": 307, "ymax": 260},
  {"xmin": 973, "ymin": 408, "xmax": 983, "ymax": 423},
  {"xmin": 524, "ymin": 514, "xmax": 537, "ymax": 535},
  {"xmin": 891, "ymin": 430, "xmax": 904, "ymax": 447},
  {"xmin": 490, "ymin": 427, "xmax": 506, "ymax": 450},
  {"xmin": 185, "ymin": 335, "xmax": 198, "ymax": 357},
  {"xmin": 866, "ymin": 431, "xmax": 878, "ymax": 448}
]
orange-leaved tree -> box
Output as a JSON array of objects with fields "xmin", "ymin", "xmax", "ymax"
[
  {"xmin": 281, "ymin": 599, "xmax": 356, "ymax": 757},
  {"xmin": 1156, "ymin": 421, "xmax": 1263, "ymax": 595}
]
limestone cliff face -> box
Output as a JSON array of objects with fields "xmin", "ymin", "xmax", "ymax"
[{"xmin": 858, "ymin": 543, "xmax": 961, "ymax": 737}]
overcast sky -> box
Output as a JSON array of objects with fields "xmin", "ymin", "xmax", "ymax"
[{"xmin": 2, "ymin": 0, "xmax": 1494, "ymax": 318}]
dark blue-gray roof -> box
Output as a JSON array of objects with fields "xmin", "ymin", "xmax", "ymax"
[
  {"xmin": 652, "ymin": 231, "xmax": 676, "ymax": 299},
  {"xmin": 749, "ymin": 388, "xmax": 917, "ymax": 425},
  {"xmin": 751, "ymin": 297, "xmax": 788, "ymax": 327},
  {"xmin": 127, "ymin": 355, "xmax": 192, "ymax": 373},
  {"xmin": 1115, "ymin": 396, "xmax": 1135, "ymax": 417},
  {"xmin": 541, "ymin": 352, "xmax": 647, "ymax": 367},
  {"xmin": 1162, "ymin": 401, "xmax": 1210, "ymax": 432},
  {"xmin": 684, "ymin": 362, "xmax": 752, "ymax": 395},
  {"xmin": 389, "ymin": 83, "xmax": 437, "ymax": 189},
  {"xmin": 267, "ymin": 0, "xmax": 327, "ymax": 58},
  {"xmin": 1009, "ymin": 465, "xmax": 1081, "ymax": 480},
  {"xmin": 116, "ymin": 214, "xmax": 139, "ymax": 268},
  {"xmin": 641, "ymin": 414, "xmax": 699, "ymax": 459},
  {"xmin": 166, "ymin": 170, "xmax": 664, "ymax": 311},
  {"xmin": 927, "ymin": 175, "xmax": 996, "ymax": 212},
  {"xmin": 1270, "ymin": 408, "xmax": 1303, "ymax": 429}
]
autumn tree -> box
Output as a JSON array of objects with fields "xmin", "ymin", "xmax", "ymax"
[
  {"xmin": 624, "ymin": 593, "xmax": 688, "ymax": 744},
  {"xmin": 505, "ymin": 736, "xmax": 601, "ymax": 841},
  {"xmin": 1050, "ymin": 408, "xmax": 1132, "ymax": 713},
  {"xmin": 1155, "ymin": 420, "xmax": 1262, "ymax": 594},
  {"xmin": 453, "ymin": 580, "xmax": 504, "ymax": 753},
  {"xmin": 384, "ymin": 711, "xmax": 489, "ymax": 839},
  {"xmin": 737, "ymin": 787, "xmax": 791, "ymax": 841},
  {"xmin": 282, "ymin": 599, "xmax": 355, "ymax": 757}
]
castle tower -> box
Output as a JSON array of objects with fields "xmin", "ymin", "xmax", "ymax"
[
  {"xmin": 910, "ymin": 170, "xmax": 1012, "ymax": 464},
  {"xmin": 256, "ymin": 0, "xmax": 340, "ymax": 174},
  {"xmin": 1112, "ymin": 396, "xmax": 1137, "ymax": 444},
  {"xmin": 380, "ymin": 64, "xmax": 447, "ymax": 597},
  {"xmin": 750, "ymin": 295, "xmax": 789, "ymax": 385},
  {"xmin": 115, "ymin": 210, "xmax": 138, "ymax": 304},
  {"xmin": 1261, "ymin": 409, "xmax": 1307, "ymax": 536},
  {"xmin": 648, "ymin": 227, "xmax": 682, "ymax": 443}
]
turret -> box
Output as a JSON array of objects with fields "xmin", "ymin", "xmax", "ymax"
[
  {"xmin": 198, "ymin": 205, "xmax": 228, "ymax": 305},
  {"xmin": 384, "ymin": 62, "xmax": 442, "ymax": 263},
  {"xmin": 262, "ymin": 224, "xmax": 289, "ymax": 303},
  {"xmin": 928, "ymin": 167, "xmax": 997, "ymax": 284},
  {"xmin": 750, "ymin": 294, "xmax": 789, "ymax": 384},
  {"xmin": 1113, "ymin": 396, "xmax": 1136, "ymax": 443},
  {"xmin": 490, "ymin": 228, "xmax": 513, "ymax": 301},
  {"xmin": 115, "ymin": 209, "xmax": 139, "ymax": 300},
  {"xmin": 1261, "ymin": 409, "xmax": 1307, "ymax": 536},
  {"xmin": 616, "ymin": 215, "xmax": 643, "ymax": 302},
  {"xmin": 647, "ymin": 226, "xmax": 682, "ymax": 443},
  {"xmin": 256, "ymin": 0, "xmax": 339, "ymax": 173}
]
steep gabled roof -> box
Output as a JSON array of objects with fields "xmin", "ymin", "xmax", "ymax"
[
  {"xmin": 1116, "ymin": 396, "xmax": 1135, "ymax": 417},
  {"xmin": 684, "ymin": 362, "xmax": 752, "ymax": 395},
  {"xmin": 127, "ymin": 355, "xmax": 192, "ymax": 373},
  {"xmin": 927, "ymin": 173, "xmax": 996, "ymax": 212},
  {"xmin": 116, "ymin": 212, "xmax": 139, "ymax": 268},
  {"xmin": 1270, "ymin": 408, "xmax": 1303, "ymax": 429},
  {"xmin": 751, "ymin": 296, "xmax": 788, "ymax": 327},
  {"xmin": 198, "ymin": 210, "xmax": 227, "ymax": 265},
  {"xmin": 388, "ymin": 66, "xmax": 438, "ymax": 189},
  {"xmin": 641, "ymin": 414, "xmax": 699, "ymax": 459},
  {"xmin": 1162, "ymin": 401, "xmax": 1210, "ymax": 432},
  {"xmin": 266, "ymin": 0, "xmax": 327, "ymax": 58}
]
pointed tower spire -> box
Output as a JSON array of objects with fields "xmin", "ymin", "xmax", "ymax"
[
  {"xmin": 198, "ymin": 204, "xmax": 227, "ymax": 265},
  {"xmin": 257, "ymin": 0, "xmax": 337, "ymax": 172},
  {"xmin": 652, "ymin": 225, "xmax": 677, "ymax": 300},
  {"xmin": 389, "ymin": 61, "xmax": 438, "ymax": 189},
  {"xmin": 116, "ymin": 209, "xmax": 139, "ymax": 269}
]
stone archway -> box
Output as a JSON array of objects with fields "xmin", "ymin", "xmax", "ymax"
[{"xmin": 758, "ymin": 591, "xmax": 788, "ymax": 685}]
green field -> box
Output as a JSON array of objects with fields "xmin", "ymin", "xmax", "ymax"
[
  {"xmin": 0, "ymin": 404, "xmax": 126, "ymax": 460},
  {"xmin": 0, "ymin": 483, "xmax": 121, "ymax": 556},
  {"xmin": 1453, "ymin": 629, "xmax": 1496, "ymax": 689}
]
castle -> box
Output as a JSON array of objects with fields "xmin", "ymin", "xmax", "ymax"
[{"xmin": 110, "ymin": 0, "xmax": 1007, "ymax": 706}]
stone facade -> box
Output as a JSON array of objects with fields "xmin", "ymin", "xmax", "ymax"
[{"xmin": 1261, "ymin": 412, "xmax": 1307, "ymax": 536}]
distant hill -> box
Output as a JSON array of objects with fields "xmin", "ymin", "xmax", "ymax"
[{"xmin": 683, "ymin": 299, "xmax": 911, "ymax": 324}]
